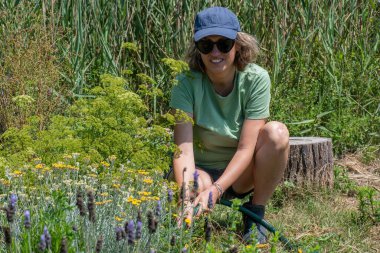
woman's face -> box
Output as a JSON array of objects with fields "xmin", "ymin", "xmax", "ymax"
[{"xmin": 199, "ymin": 35, "xmax": 238, "ymax": 76}]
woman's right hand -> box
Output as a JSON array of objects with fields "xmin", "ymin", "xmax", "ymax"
[{"xmin": 177, "ymin": 199, "xmax": 194, "ymax": 228}]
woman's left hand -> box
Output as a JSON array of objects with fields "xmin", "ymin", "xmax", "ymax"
[{"xmin": 192, "ymin": 185, "xmax": 219, "ymax": 217}]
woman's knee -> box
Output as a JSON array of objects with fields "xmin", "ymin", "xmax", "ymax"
[{"xmin": 260, "ymin": 121, "xmax": 289, "ymax": 151}]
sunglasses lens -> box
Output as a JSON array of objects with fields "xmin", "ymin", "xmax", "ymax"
[
  {"xmin": 217, "ymin": 39, "xmax": 235, "ymax": 53},
  {"xmin": 196, "ymin": 38, "xmax": 235, "ymax": 54},
  {"xmin": 196, "ymin": 40, "xmax": 214, "ymax": 54}
]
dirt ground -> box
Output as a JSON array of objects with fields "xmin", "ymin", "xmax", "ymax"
[
  {"xmin": 336, "ymin": 153, "xmax": 380, "ymax": 248},
  {"xmin": 336, "ymin": 153, "xmax": 380, "ymax": 191}
]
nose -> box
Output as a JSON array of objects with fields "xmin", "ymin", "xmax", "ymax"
[{"xmin": 210, "ymin": 44, "xmax": 221, "ymax": 56}]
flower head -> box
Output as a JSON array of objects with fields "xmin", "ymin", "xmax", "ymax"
[
  {"xmin": 24, "ymin": 210, "xmax": 31, "ymax": 229},
  {"xmin": 167, "ymin": 189, "xmax": 173, "ymax": 203},
  {"xmin": 207, "ymin": 191, "xmax": 213, "ymax": 209}
]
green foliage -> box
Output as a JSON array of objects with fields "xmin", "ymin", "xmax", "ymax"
[
  {"xmin": 356, "ymin": 186, "xmax": 380, "ymax": 224},
  {"xmin": 333, "ymin": 166, "xmax": 357, "ymax": 194},
  {"xmin": 0, "ymin": 75, "xmax": 174, "ymax": 170}
]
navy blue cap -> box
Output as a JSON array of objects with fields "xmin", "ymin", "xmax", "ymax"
[{"xmin": 194, "ymin": 7, "xmax": 241, "ymax": 42}]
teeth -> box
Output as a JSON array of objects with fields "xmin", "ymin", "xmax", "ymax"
[{"xmin": 211, "ymin": 59, "xmax": 222, "ymax": 63}]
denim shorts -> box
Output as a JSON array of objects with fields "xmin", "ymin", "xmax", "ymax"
[{"xmin": 164, "ymin": 167, "xmax": 253, "ymax": 200}]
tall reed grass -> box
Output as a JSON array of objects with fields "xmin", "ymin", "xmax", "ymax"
[{"xmin": 0, "ymin": 0, "xmax": 379, "ymax": 153}]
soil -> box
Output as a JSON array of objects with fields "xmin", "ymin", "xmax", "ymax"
[{"xmin": 335, "ymin": 153, "xmax": 380, "ymax": 191}]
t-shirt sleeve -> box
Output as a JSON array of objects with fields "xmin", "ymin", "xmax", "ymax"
[
  {"xmin": 169, "ymin": 74, "xmax": 194, "ymax": 114},
  {"xmin": 245, "ymin": 71, "xmax": 271, "ymax": 119}
]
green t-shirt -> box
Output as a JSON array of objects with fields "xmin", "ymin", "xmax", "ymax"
[{"xmin": 170, "ymin": 63, "xmax": 271, "ymax": 169}]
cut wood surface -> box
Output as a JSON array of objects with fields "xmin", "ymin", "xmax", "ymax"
[{"xmin": 284, "ymin": 137, "xmax": 334, "ymax": 187}]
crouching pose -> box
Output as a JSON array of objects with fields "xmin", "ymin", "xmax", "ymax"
[{"xmin": 168, "ymin": 6, "xmax": 289, "ymax": 244}]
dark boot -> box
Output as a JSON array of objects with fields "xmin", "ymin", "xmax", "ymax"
[{"xmin": 242, "ymin": 202, "xmax": 267, "ymax": 244}]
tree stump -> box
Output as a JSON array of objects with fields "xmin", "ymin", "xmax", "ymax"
[{"xmin": 284, "ymin": 137, "xmax": 334, "ymax": 187}]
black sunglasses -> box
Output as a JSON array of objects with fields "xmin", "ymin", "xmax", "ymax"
[{"xmin": 195, "ymin": 38, "xmax": 235, "ymax": 54}]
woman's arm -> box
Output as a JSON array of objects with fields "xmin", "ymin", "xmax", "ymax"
[
  {"xmin": 172, "ymin": 111, "xmax": 196, "ymax": 200},
  {"xmin": 216, "ymin": 119, "xmax": 266, "ymax": 192}
]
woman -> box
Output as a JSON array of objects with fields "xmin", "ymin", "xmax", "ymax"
[{"xmin": 169, "ymin": 6, "xmax": 289, "ymax": 244}]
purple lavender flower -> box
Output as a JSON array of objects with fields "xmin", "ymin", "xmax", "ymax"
[
  {"xmin": 147, "ymin": 211, "xmax": 157, "ymax": 234},
  {"xmin": 115, "ymin": 227, "xmax": 124, "ymax": 241},
  {"xmin": 126, "ymin": 220, "xmax": 135, "ymax": 245},
  {"xmin": 205, "ymin": 217, "xmax": 211, "ymax": 243},
  {"xmin": 4, "ymin": 194, "xmax": 17, "ymax": 223},
  {"xmin": 24, "ymin": 210, "xmax": 31, "ymax": 229},
  {"xmin": 182, "ymin": 247, "xmax": 188, "ymax": 253},
  {"xmin": 10, "ymin": 194, "xmax": 17, "ymax": 209},
  {"xmin": 136, "ymin": 220, "xmax": 142, "ymax": 240},
  {"xmin": 155, "ymin": 200, "xmax": 162, "ymax": 217},
  {"xmin": 167, "ymin": 189, "xmax": 173, "ymax": 203},
  {"xmin": 193, "ymin": 170, "xmax": 199, "ymax": 192},
  {"xmin": 207, "ymin": 191, "xmax": 213, "ymax": 209},
  {"xmin": 43, "ymin": 226, "xmax": 52, "ymax": 248},
  {"xmin": 38, "ymin": 234, "xmax": 46, "ymax": 251}
]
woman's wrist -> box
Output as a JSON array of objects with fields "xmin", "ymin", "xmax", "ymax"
[{"xmin": 212, "ymin": 182, "xmax": 224, "ymax": 199}]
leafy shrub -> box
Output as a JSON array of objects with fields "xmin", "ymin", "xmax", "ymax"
[{"xmin": 0, "ymin": 74, "xmax": 175, "ymax": 170}]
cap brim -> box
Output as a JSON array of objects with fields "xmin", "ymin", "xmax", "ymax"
[{"xmin": 194, "ymin": 27, "xmax": 237, "ymax": 42}]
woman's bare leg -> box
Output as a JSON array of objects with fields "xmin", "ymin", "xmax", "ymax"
[{"xmin": 232, "ymin": 121, "xmax": 290, "ymax": 205}]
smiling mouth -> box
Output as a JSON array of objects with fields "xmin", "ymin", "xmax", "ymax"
[{"xmin": 211, "ymin": 59, "xmax": 223, "ymax": 63}]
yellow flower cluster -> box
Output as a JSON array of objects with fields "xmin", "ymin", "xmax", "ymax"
[
  {"xmin": 143, "ymin": 178, "xmax": 153, "ymax": 184},
  {"xmin": 52, "ymin": 162, "xmax": 79, "ymax": 171},
  {"xmin": 126, "ymin": 196, "xmax": 142, "ymax": 206},
  {"xmin": 112, "ymin": 184, "xmax": 121, "ymax": 189},
  {"xmin": 0, "ymin": 179, "xmax": 10, "ymax": 186},
  {"xmin": 35, "ymin": 164, "xmax": 45, "ymax": 170},
  {"xmin": 11, "ymin": 170, "xmax": 24, "ymax": 177},
  {"xmin": 88, "ymin": 173, "xmax": 98, "ymax": 178},
  {"xmin": 140, "ymin": 196, "xmax": 160, "ymax": 201},
  {"xmin": 137, "ymin": 170, "xmax": 149, "ymax": 175},
  {"xmin": 95, "ymin": 199, "xmax": 113, "ymax": 205},
  {"xmin": 101, "ymin": 161, "xmax": 110, "ymax": 168},
  {"xmin": 138, "ymin": 191, "xmax": 151, "ymax": 196},
  {"xmin": 115, "ymin": 216, "xmax": 124, "ymax": 222}
]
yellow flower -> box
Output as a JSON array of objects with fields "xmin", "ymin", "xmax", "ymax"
[
  {"xmin": 140, "ymin": 196, "xmax": 148, "ymax": 201},
  {"xmin": 95, "ymin": 199, "xmax": 112, "ymax": 205},
  {"xmin": 108, "ymin": 155, "xmax": 117, "ymax": 162},
  {"xmin": 63, "ymin": 154, "xmax": 72, "ymax": 160},
  {"xmin": 298, "ymin": 249, "xmax": 303, "ymax": 253},
  {"xmin": 246, "ymin": 245, "xmax": 252, "ymax": 249},
  {"xmin": 137, "ymin": 170, "xmax": 149, "ymax": 175},
  {"xmin": 184, "ymin": 218, "xmax": 191, "ymax": 226},
  {"xmin": 13, "ymin": 170, "xmax": 24, "ymax": 176},
  {"xmin": 138, "ymin": 191, "xmax": 151, "ymax": 196},
  {"xmin": 101, "ymin": 161, "xmax": 110, "ymax": 168},
  {"xmin": 143, "ymin": 178, "xmax": 153, "ymax": 184},
  {"xmin": 89, "ymin": 173, "xmax": 98, "ymax": 178},
  {"xmin": 256, "ymin": 243, "xmax": 269, "ymax": 249},
  {"xmin": 35, "ymin": 164, "xmax": 45, "ymax": 169},
  {"xmin": 131, "ymin": 199, "xmax": 141, "ymax": 206},
  {"xmin": 112, "ymin": 184, "xmax": 121, "ymax": 189},
  {"xmin": 100, "ymin": 192, "xmax": 109, "ymax": 197},
  {"xmin": 115, "ymin": 216, "xmax": 123, "ymax": 222}
]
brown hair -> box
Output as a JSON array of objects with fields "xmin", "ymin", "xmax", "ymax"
[{"xmin": 185, "ymin": 32, "xmax": 260, "ymax": 72}]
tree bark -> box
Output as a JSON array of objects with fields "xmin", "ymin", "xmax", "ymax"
[{"xmin": 284, "ymin": 137, "xmax": 334, "ymax": 187}]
